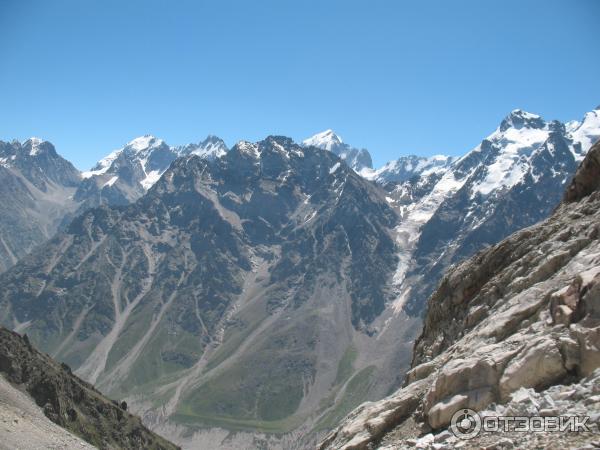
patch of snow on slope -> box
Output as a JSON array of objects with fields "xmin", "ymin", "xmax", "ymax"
[
  {"xmin": 359, "ymin": 167, "xmax": 377, "ymax": 179},
  {"xmin": 141, "ymin": 170, "xmax": 161, "ymax": 190},
  {"xmin": 329, "ymin": 162, "xmax": 341, "ymax": 174},
  {"xmin": 303, "ymin": 210, "xmax": 317, "ymax": 224},
  {"xmin": 103, "ymin": 176, "xmax": 119, "ymax": 188},
  {"xmin": 237, "ymin": 141, "xmax": 261, "ymax": 159},
  {"xmin": 82, "ymin": 150, "xmax": 120, "ymax": 178},
  {"xmin": 26, "ymin": 137, "xmax": 43, "ymax": 156}
]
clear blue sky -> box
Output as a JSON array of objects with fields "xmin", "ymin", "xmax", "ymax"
[{"xmin": 0, "ymin": 0, "xmax": 598, "ymax": 169}]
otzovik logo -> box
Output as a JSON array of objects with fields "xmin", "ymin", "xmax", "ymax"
[
  {"xmin": 449, "ymin": 408, "xmax": 591, "ymax": 440},
  {"xmin": 450, "ymin": 408, "xmax": 481, "ymax": 439}
]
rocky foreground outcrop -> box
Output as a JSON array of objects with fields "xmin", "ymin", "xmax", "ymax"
[
  {"xmin": 0, "ymin": 327, "xmax": 179, "ymax": 450},
  {"xmin": 319, "ymin": 140, "xmax": 600, "ymax": 449}
]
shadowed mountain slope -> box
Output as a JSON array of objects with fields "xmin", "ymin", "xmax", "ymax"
[{"xmin": 0, "ymin": 326, "xmax": 179, "ymax": 450}]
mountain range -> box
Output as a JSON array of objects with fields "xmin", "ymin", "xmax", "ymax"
[
  {"xmin": 0, "ymin": 105, "xmax": 598, "ymax": 448},
  {"xmin": 321, "ymin": 135, "xmax": 600, "ymax": 450},
  {"xmin": 0, "ymin": 134, "xmax": 228, "ymax": 273}
]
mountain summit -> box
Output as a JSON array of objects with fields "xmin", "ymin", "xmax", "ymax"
[
  {"xmin": 499, "ymin": 108, "xmax": 546, "ymax": 131},
  {"xmin": 303, "ymin": 129, "xmax": 373, "ymax": 171},
  {"xmin": 0, "ymin": 134, "xmax": 229, "ymax": 273},
  {"xmin": 302, "ymin": 129, "xmax": 344, "ymax": 151}
]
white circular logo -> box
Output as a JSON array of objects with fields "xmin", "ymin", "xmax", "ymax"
[{"xmin": 450, "ymin": 408, "xmax": 482, "ymax": 439}]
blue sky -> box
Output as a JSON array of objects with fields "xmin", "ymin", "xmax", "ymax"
[{"xmin": 0, "ymin": 0, "xmax": 598, "ymax": 169}]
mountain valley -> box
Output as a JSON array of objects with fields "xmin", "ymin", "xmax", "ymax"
[{"xmin": 0, "ymin": 106, "xmax": 598, "ymax": 448}]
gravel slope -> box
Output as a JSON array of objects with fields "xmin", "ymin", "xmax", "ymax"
[{"xmin": 0, "ymin": 375, "xmax": 96, "ymax": 450}]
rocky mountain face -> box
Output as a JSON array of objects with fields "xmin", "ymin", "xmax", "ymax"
[
  {"xmin": 0, "ymin": 138, "xmax": 82, "ymax": 273},
  {"xmin": 303, "ymin": 129, "xmax": 373, "ymax": 172},
  {"xmin": 0, "ymin": 137, "xmax": 413, "ymax": 448},
  {"xmin": 382, "ymin": 107, "xmax": 600, "ymax": 321},
  {"xmin": 319, "ymin": 139, "xmax": 600, "ymax": 450},
  {"xmin": 0, "ymin": 326, "xmax": 179, "ymax": 449},
  {"xmin": 303, "ymin": 109, "xmax": 599, "ymax": 332},
  {"xmin": 0, "ymin": 138, "xmax": 81, "ymax": 188},
  {"xmin": 0, "ymin": 134, "xmax": 228, "ymax": 274}
]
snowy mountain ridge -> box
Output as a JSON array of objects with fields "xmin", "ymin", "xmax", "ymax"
[
  {"xmin": 82, "ymin": 134, "xmax": 228, "ymax": 185},
  {"xmin": 73, "ymin": 134, "xmax": 229, "ymax": 210},
  {"xmin": 305, "ymin": 106, "xmax": 600, "ymax": 194},
  {"xmin": 361, "ymin": 154, "xmax": 455, "ymax": 184},
  {"xmin": 82, "ymin": 135, "xmax": 168, "ymax": 178},
  {"xmin": 378, "ymin": 105, "xmax": 600, "ymax": 319}
]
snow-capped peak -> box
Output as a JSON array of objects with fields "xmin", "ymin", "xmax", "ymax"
[
  {"xmin": 508, "ymin": 109, "xmax": 541, "ymax": 120},
  {"xmin": 500, "ymin": 109, "xmax": 546, "ymax": 132},
  {"xmin": 303, "ymin": 129, "xmax": 343, "ymax": 151},
  {"xmin": 124, "ymin": 135, "xmax": 164, "ymax": 153},
  {"xmin": 82, "ymin": 134, "xmax": 229, "ymax": 184},
  {"xmin": 456, "ymin": 111, "xmax": 551, "ymax": 195},
  {"xmin": 302, "ymin": 130, "xmax": 373, "ymax": 171},
  {"xmin": 176, "ymin": 135, "xmax": 228, "ymax": 160},
  {"xmin": 459, "ymin": 106, "xmax": 597, "ymax": 197},
  {"xmin": 82, "ymin": 135, "xmax": 168, "ymax": 179},
  {"xmin": 568, "ymin": 108, "xmax": 600, "ymax": 158}
]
